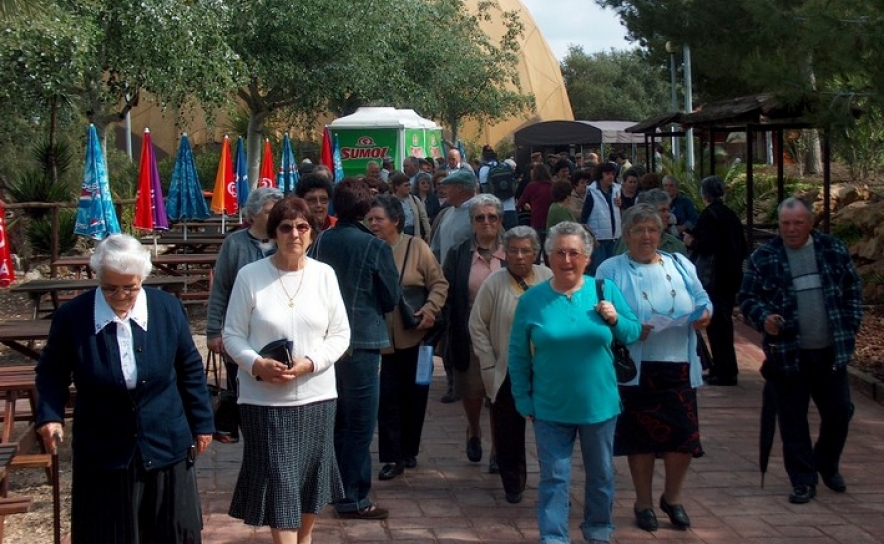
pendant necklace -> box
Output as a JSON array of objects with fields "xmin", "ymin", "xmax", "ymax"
[
  {"xmin": 275, "ymin": 258, "xmax": 306, "ymax": 308},
  {"xmin": 640, "ymin": 259, "xmax": 676, "ymax": 315}
]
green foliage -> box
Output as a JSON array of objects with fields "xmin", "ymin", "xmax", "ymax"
[
  {"xmin": 0, "ymin": 0, "xmax": 242, "ymax": 140},
  {"xmin": 831, "ymin": 222, "xmax": 864, "ymax": 246},
  {"xmin": 595, "ymin": 0, "xmax": 884, "ymax": 120},
  {"xmin": 193, "ymin": 149, "xmax": 222, "ymax": 192},
  {"xmin": 7, "ymin": 171, "xmax": 75, "ymax": 218},
  {"xmin": 561, "ymin": 47, "xmax": 670, "ymax": 121},
  {"xmin": 831, "ymin": 102, "xmax": 884, "ymax": 180},
  {"xmin": 26, "ymin": 209, "xmax": 77, "ymax": 255}
]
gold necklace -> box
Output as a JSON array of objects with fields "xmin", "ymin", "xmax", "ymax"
[
  {"xmin": 275, "ymin": 258, "xmax": 306, "ymax": 308},
  {"xmin": 639, "ymin": 259, "xmax": 676, "ymax": 315}
]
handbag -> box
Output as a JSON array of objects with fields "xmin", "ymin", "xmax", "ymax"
[
  {"xmin": 397, "ymin": 239, "xmax": 427, "ymax": 330},
  {"xmin": 595, "ymin": 279, "xmax": 638, "ymax": 384},
  {"xmin": 205, "ymin": 351, "xmax": 239, "ymax": 437}
]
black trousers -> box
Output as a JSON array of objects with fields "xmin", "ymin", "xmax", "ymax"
[
  {"xmin": 378, "ymin": 345, "xmax": 430, "ymax": 463},
  {"xmin": 490, "ymin": 374, "xmax": 527, "ymax": 495},
  {"xmin": 707, "ymin": 291, "xmax": 739, "ymax": 379},
  {"xmin": 773, "ymin": 348, "xmax": 854, "ymax": 487}
]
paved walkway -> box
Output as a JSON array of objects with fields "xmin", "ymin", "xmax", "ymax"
[{"xmin": 196, "ymin": 323, "xmax": 884, "ymax": 544}]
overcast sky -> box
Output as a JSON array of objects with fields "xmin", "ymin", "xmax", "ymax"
[{"xmin": 520, "ymin": 0, "xmax": 632, "ymax": 59}]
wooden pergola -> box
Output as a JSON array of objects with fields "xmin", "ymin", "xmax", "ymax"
[{"xmin": 628, "ymin": 93, "xmax": 849, "ymax": 248}]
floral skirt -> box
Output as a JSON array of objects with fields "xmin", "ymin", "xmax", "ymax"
[{"xmin": 614, "ymin": 361, "xmax": 704, "ymax": 458}]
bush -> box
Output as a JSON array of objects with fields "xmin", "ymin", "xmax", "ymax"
[
  {"xmin": 26, "ymin": 209, "xmax": 78, "ymax": 256},
  {"xmin": 7, "ymin": 170, "xmax": 75, "ymax": 218}
]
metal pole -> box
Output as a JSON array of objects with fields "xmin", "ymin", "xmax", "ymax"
[
  {"xmin": 683, "ymin": 44, "xmax": 695, "ymax": 175},
  {"xmin": 669, "ymin": 52, "xmax": 680, "ymax": 161}
]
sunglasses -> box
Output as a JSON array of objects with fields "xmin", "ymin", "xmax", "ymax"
[
  {"xmin": 278, "ymin": 223, "xmax": 311, "ymax": 234},
  {"xmin": 473, "ymin": 214, "xmax": 500, "ymax": 223}
]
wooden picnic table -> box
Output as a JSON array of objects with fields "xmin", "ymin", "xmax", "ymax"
[
  {"xmin": 52, "ymin": 253, "xmax": 218, "ymax": 279},
  {"xmin": 10, "ymin": 277, "xmax": 198, "ymax": 319},
  {"xmin": 140, "ymin": 236, "xmax": 225, "ymax": 255},
  {"xmin": 0, "ymin": 321, "xmax": 50, "ymax": 361}
]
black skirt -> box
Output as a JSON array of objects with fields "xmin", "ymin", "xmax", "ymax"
[
  {"xmin": 229, "ymin": 400, "xmax": 343, "ymax": 529},
  {"xmin": 614, "ymin": 361, "xmax": 704, "ymax": 458},
  {"xmin": 71, "ymin": 451, "xmax": 202, "ymax": 544}
]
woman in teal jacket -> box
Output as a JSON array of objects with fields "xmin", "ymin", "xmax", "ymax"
[{"xmin": 509, "ymin": 221, "xmax": 641, "ymax": 544}]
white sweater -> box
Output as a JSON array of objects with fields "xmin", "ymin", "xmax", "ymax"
[
  {"xmin": 223, "ymin": 257, "xmax": 351, "ymax": 406},
  {"xmin": 468, "ymin": 264, "xmax": 553, "ymax": 402}
]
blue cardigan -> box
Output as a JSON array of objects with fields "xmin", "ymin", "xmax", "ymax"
[{"xmin": 35, "ymin": 288, "xmax": 214, "ymax": 471}]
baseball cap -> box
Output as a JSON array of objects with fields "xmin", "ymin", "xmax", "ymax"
[{"xmin": 440, "ymin": 169, "xmax": 478, "ymax": 188}]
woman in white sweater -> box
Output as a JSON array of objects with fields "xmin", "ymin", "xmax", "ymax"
[
  {"xmin": 468, "ymin": 226, "xmax": 552, "ymax": 504},
  {"xmin": 224, "ymin": 196, "xmax": 351, "ymax": 544}
]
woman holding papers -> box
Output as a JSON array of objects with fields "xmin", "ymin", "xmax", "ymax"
[
  {"xmin": 223, "ymin": 196, "xmax": 351, "ymax": 543},
  {"xmin": 595, "ymin": 204, "xmax": 712, "ymax": 533}
]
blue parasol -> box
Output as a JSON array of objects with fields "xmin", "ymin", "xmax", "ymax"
[
  {"xmin": 75, "ymin": 124, "xmax": 121, "ymax": 240},
  {"xmin": 166, "ymin": 133, "xmax": 210, "ymax": 240},
  {"xmin": 277, "ymin": 134, "xmax": 299, "ymax": 194},
  {"xmin": 234, "ymin": 136, "xmax": 249, "ymax": 223}
]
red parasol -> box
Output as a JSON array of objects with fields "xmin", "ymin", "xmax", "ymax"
[
  {"xmin": 0, "ymin": 199, "xmax": 15, "ymax": 287},
  {"xmin": 258, "ymin": 139, "xmax": 276, "ymax": 188}
]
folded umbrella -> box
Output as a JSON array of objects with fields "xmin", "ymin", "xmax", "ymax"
[
  {"xmin": 759, "ymin": 370, "xmax": 778, "ymax": 488},
  {"xmin": 166, "ymin": 133, "xmax": 210, "ymax": 241}
]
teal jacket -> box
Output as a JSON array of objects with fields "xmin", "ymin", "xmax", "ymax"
[{"xmin": 508, "ymin": 277, "xmax": 641, "ymax": 424}]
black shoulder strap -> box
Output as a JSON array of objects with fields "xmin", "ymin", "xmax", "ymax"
[
  {"xmin": 595, "ymin": 278, "xmax": 605, "ymax": 301},
  {"xmin": 399, "ymin": 238, "xmax": 413, "ymax": 286}
]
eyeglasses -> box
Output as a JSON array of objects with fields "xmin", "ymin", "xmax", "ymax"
[
  {"xmin": 473, "ymin": 214, "xmax": 500, "ymax": 223},
  {"xmin": 551, "ymin": 249, "xmax": 587, "ymax": 260},
  {"xmin": 278, "ymin": 223, "xmax": 311, "ymax": 234},
  {"xmin": 304, "ymin": 197, "xmax": 329, "ymax": 205},
  {"xmin": 629, "ymin": 226, "xmax": 662, "ymax": 236},
  {"xmin": 505, "ymin": 247, "xmax": 536, "ymax": 256},
  {"xmin": 100, "ymin": 284, "xmax": 140, "ymax": 298}
]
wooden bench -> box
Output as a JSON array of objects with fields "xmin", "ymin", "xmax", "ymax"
[{"xmin": 0, "ymin": 443, "xmax": 33, "ymax": 544}]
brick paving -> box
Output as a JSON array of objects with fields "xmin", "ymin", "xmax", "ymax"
[{"xmin": 195, "ymin": 322, "xmax": 884, "ymax": 543}]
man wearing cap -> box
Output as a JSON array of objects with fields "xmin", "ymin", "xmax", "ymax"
[
  {"xmin": 429, "ymin": 168, "xmax": 478, "ymax": 403},
  {"xmin": 430, "ymin": 169, "xmax": 478, "ymax": 264}
]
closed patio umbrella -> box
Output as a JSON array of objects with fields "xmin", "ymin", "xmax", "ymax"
[
  {"xmin": 74, "ymin": 124, "xmax": 121, "ymax": 240},
  {"xmin": 166, "ymin": 133, "xmax": 210, "ymax": 240},
  {"xmin": 133, "ymin": 128, "xmax": 170, "ymax": 254}
]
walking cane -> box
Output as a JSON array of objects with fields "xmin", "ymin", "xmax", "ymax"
[{"xmin": 51, "ymin": 432, "xmax": 61, "ymax": 544}]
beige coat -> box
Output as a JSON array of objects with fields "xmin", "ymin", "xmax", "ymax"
[
  {"xmin": 383, "ymin": 234, "xmax": 449, "ymax": 352},
  {"xmin": 468, "ymin": 264, "xmax": 553, "ymax": 402}
]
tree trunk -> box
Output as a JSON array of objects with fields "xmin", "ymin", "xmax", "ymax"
[
  {"xmin": 246, "ymin": 109, "xmax": 270, "ymax": 188},
  {"xmin": 449, "ymin": 117, "xmax": 460, "ymax": 149},
  {"xmin": 800, "ymin": 54, "xmax": 822, "ymax": 174},
  {"xmin": 48, "ymin": 96, "xmax": 58, "ymax": 184}
]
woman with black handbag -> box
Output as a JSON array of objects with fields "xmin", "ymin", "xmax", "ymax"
[
  {"xmin": 367, "ymin": 195, "xmax": 449, "ymax": 480},
  {"xmin": 508, "ymin": 221, "xmax": 640, "ymax": 544},
  {"xmin": 596, "ymin": 204, "xmax": 712, "ymax": 533}
]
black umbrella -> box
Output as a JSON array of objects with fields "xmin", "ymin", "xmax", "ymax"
[{"xmin": 759, "ymin": 377, "xmax": 778, "ymax": 488}]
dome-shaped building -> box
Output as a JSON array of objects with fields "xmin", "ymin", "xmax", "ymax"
[{"xmin": 458, "ymin": 0, "xmax": 573, "ymax": 147}]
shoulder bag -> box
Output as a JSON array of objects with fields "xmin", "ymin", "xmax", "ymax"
[{"xmin": 595, "ymin": 278, "xmax": 638, "ymax": 384}]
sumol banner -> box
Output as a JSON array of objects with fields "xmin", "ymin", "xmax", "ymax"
[{"xmin": 336, "ymin": 130, "xmax": 398, "ymax": 176}]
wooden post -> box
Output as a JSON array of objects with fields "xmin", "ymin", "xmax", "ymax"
[{"xmin": 50, "ymin": 205, "xmax": 59, "ymax": 277}]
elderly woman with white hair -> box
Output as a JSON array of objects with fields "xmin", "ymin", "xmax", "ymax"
[
  {"xmin": 36, "ymin": 233, "xmax": 214, "ymax": 544},
  {"xmin": 206, "ymin": 186, "xmax": 283, "ymax": 442},
  {"xmin": 508, "ymin": 222, "xmax": 641, "ymax": 544},
  {"xmin": 469, "ymin": 226, "xmax": 552, "ymax": 504}
]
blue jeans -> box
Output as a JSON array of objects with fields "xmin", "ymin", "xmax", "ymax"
[
  {"xmin": 334, "ymin": 349, "xmax": 381, "ymax": 512},
  {"xmin": 533, "ymin": 417, "xmax": 617, "ymax": 543}
]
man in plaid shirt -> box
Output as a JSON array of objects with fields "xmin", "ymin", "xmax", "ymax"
[{"xmin": 739, "ymin": 197, "xmax": 862, "ymax": 505}]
